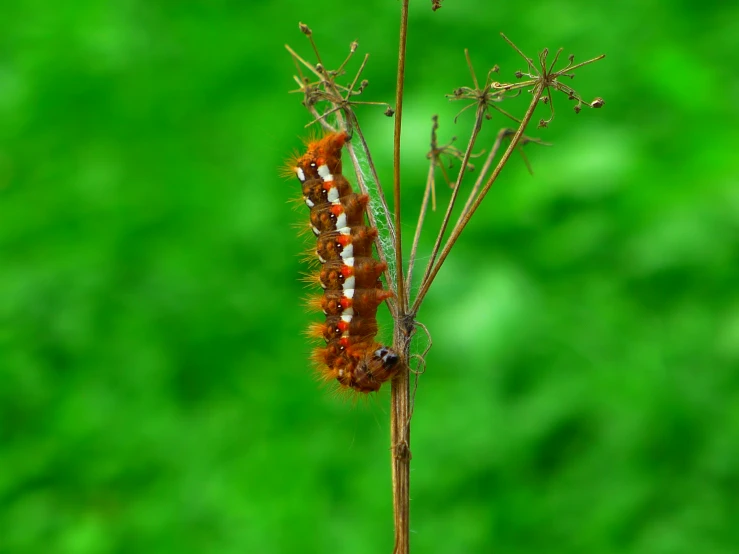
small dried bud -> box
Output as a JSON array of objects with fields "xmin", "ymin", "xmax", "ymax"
[
  {"xmin": 540, "ymin": 96, "xmax": 550, "ymax": 104},
  {"xmin": 485, "ymin": 113, "xmax": 492, "ymax": 120},
  {"xmin": 350, "ymin": 41, "xmax": 358, "ymax": 53},
  {"xmin": 515, "ymin": 70, "xmax": 523, "ymax": 79},
  {"xmin": 384, "ymin": 107, "xmax": 395, "ymax": 117},
  {"xmin": 315, "ymin": 63, "xmax": 324, "ymax": 73},
  {"xmin": 492, "ymin": 64, "xmax": 500, "ymax": 73},
  {"xmin": 360, "ymin": 79, "xmax": 369, "ymax": 89},
  {"xmin": 538, "ymin": 119, "xmax": 549, "ymax": 128},
  {"xmin": 590, "ymin": 97, "xmax": 605, "ymax": 108},
  {"xmin": 573, "ymin": 103, "xmax": 582, "ymax": 114},
  {"xmin": 452, "ymin": 87, "xmax": 464, "ymax": 97},
  {"xmin": 568, "ymin": 54, "xmax": 575, "ymax": 63},
  {"xmin": 299, "ymin": 23, "xmax": 312, "ymax": 36}
]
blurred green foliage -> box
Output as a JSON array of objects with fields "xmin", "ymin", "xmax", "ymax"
[{"xmin": 1, "ymin": 1, "xmax": 738, "ymax": 553}]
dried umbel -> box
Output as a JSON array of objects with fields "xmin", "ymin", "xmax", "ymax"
[{"xmin": 290, "ymin": 132, "xmax": 399, "ymax": 393}]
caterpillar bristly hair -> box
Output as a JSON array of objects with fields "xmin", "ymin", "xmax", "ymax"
[{"xmin": 291, "ymin": 132, "xmax": 400, "ymax": 393}]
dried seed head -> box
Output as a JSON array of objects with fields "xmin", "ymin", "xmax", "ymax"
[
  {"xmin": 590, "ymin": 97, "xmax": 605, "ymax": 108},
  {"xmin": 299, "ymin": 22, "xmax": 312, "ymax": 36},
  {"xmin": 384, "ymin": 106, "xmax": 395, "ymax": 117}
]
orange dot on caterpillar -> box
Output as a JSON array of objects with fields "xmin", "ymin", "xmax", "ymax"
[{"xmin": 318, "ymin": 257, "xmax": 387, "ymax": 290}]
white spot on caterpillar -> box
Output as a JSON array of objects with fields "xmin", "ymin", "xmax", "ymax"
[
  {"xmin": 344, "ymin": 289, "xmax": 355, "ymax": 299},
  {"xmin": 340, "ymin": 245, "xmax": 354, "ymax": 260},
  {"xmin": 327, "ymin": 187, "xmax": 340, "ymax": 203},
  {"xmin": 316, "ymin": 251, "xmax": 326, "ymax": 263},
  {"xmin": 317, "ymin": 164, "xmax": 331, "ymax": 180},
  {"xmin": 337, "ymin": 227, "xmax": 351, "ymax": 235},
  {"xmin": 342, "ymin": 307, "xmax": 355, "ymax": 316},
  {"xmin": 312, "ymin": 226, "xmax": 320, "ymax": 236},
  {"xmin": 343, "ymin": 275, "xmax": 355, "ymax": 290},
  {"xmin": 341, "ymin": 314, "xmax": 352, "ymax": 324},
  {"xmin": 304, "ymin": 196, "xmax": 314, "ymax": 208},
  {"xmin": 296, "ymin": 167, "xmax": 306, "ymax": 182},
  {"xmin": 344, "ymin": 258, "xmax": 355, "ymax": 267},
  {"xmin": 335, "ymin": 212, "xmax": 347, "ymax": 229},
  {"xmin": 323, "ymin": 174, "xmax": 334, "ymax": 182}
]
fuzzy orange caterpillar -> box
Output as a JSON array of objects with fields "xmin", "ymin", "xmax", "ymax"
[{"xmin": 291, "ymin": 132, "xmax": 399, "ymax": 393}]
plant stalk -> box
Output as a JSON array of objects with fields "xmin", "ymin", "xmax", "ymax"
[{"xmin": 391, "ymin": 1, "xmax": 410, "ymax": 553}]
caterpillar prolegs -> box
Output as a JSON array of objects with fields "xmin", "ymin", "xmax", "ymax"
[{"xmin": 291, "ymin": 132, "xmax": 400, "ymax": 393}]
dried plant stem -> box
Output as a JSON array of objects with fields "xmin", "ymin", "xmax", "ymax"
[
  {"xmin": 411, "ymin": 83, "xmax": 545, "ymax": 313},
  {"xmin": 405, "ymin": 160, "xmax": 436, "ymax": 303},
  {"xmin": 392, "ymin": 0, "xmax": 409, "ymax": 312},
  {"xmin": 391, "ymin": 1, "xmax": 410, "ymax": 553},
  {"xmin": 456, "ymin": 127, "xmax": 512, "ymax": 224},
  {"xmin": 414, "ymin": 104, "xmax": 486, "ymax": 306},
  {"xmin": 391, "ymin": 320, "xmax": 412, "ymax": 554}
]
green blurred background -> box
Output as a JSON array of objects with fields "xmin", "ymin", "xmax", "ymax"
[{"xmin": 1, "ymin": 0, "xmax": 737, "ymax": 552}]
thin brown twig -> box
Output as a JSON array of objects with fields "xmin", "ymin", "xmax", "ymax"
[
  {"xmin": 405, "ymin": 156, "xmax": 436, "ymax": 304},
  {"xmin": 405, "ymin": 115, "xmax": 443, "ymax": 302},
  {"xmin": 455, "ymin": 127, "xmax": 512, "ymax": 225},
  {"xmin": 391, "ymin": 1, "xmax": 411, "ymax": 552},
  {"xmin": 392, "ymin": 4, "xmax": 409, "ymax": 313}
]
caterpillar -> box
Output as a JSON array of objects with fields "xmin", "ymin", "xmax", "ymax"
[{"xmin": 291, "ymin": 132, "xmax": 400, "ymax": 393}]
